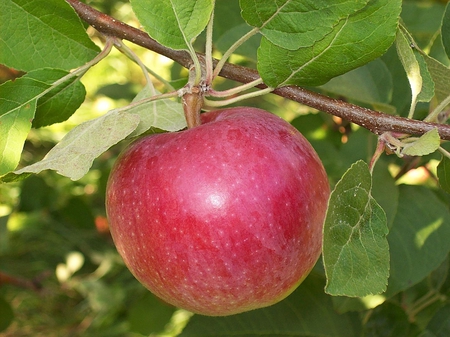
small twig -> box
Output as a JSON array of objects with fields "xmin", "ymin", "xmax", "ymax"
[
  {"xmin": 113, "ymin": 38, "xmax": 175, "ymax": 92},
  {"xmin": 394, "ymin": 156, "xmax": 422, "ymax": 181},
  {"xmin": 120, "ymin": 91, "xmax": 179, "ymax": 111},
  {"xmin": 0, "ymin": 270, "xmax": 49, "ymax": 292},
  {"xmin": 65, "ymin": 0, "xmax": 450, "ymax": 140},
  {"xmin": 407, "ymin": 291, "xmax": 446, "ymax": 322},
  {"xmin": 112, "ymin": 38, "xmax": 153, "ymax": 88}
]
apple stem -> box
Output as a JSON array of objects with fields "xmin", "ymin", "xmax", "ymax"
[
  {"xmin": 183, "ymin": 88, "xmax": 203, "ymax": 128},
  {"xmin": 203, "ymin": 87, "xmax": 273, "ymax": 108},
  {"xmin": 369, "ymin": 137, "xmax": 386, "ymax": 173},
  {"xmin": 204, "ymin": 6, "xmax": 215, "ymax": 86}
]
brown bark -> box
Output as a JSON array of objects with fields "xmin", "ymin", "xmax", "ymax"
[{"xmin": 65, "ymin": 0, "xmax": 450, "ymax": 140}]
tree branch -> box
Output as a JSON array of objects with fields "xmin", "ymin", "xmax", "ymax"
[{"xmin": 66, "ymin": 0, "xmax": 450, "ymax": 141}]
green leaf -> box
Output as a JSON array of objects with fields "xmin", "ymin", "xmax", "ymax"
[
  {"xmin": 213, "ymin": 1, "xmax": 247, "ymax": 39},
  {"xmin": 401, "ymin": 128, "xmax": 440, "ymax": 157},
  {"xmin": 372, "ymin": 159, "xmax": 399, "ymax": 229},
  {"xmin": 386, "ymin": 185, "xmax": 450, "ymax": 297},
  {"xmin": 424, "ymin": 304, "xmax": 450, "ymax": 337},
  {"xmin": 441, "ymin": 3, "xmax": 450, "ymax": 59},
  {"xmin": 128, "ymin": 292, "xmax": 176, "ymax": 335},
  {"xmin": 423, "ymin": 53, "xmax": 450, "ymax": 104},
  {"xmin": 362, "ymin": 302, "xmax": 415, "ymax": 336},
  {"xmin": 0, "ymin": 296, "xmax": 14, "ymax": 332},
  {"xmin": 18, "ymin": 175, "xmax": 54, "ymax": 212},
  {"xmin": 240, "ymin": 0, "xmax": 369, "ymax": 50},
  {"xmin": 257, "ymin": 0, "xmax": 401, "ymax": 87},
  {"xmin": 0, "ymin": 78, "xmax": 38, "ymax": 175},
  {"xmin": 437, "ymin": 155, "xmax": 450, "ymax": 193},
  {"xmin": 0, "ymin": 69, "xmax": 85, "ymax": 175},
  {"xmin": 180, "ymin": 273, "xmax": 361, "ymax": 337},
  {"xmin": 0, "ymin": 215, "xmax": 9, "ymax": 254},
  {"xmin": 0, "ymin": 0, "xmax": 99, "ymax": 71},
  {"xmin": 429, "ymin": 257, "xmax": 449, "ymax": 291},
  {"xmin": 395, "ymin": 29, "xmax": 423, "ymax": 108},
  {"xmin": 216, "ymin": 24, "xmax": 261, "ymax": 62},
  {"xmin": 2, "ymin": 84, "xmax": 186, "ymax": 181},
  {"xmin": 128, "ymin": 86, "xmax": 186, "ymax": 137},
  {"xmin": 320, "ymin": 59, "xmax": 393, "ymax": 106},
  {"xmin": 28, "ymin": 69, "xmax": 86, "ymax": 128},
  {"xmin": 401, "ymin": 1, "xmax": 446, "ymax": 48},
  {"xmin": 13, "ymin": 110, "xmax": 141, "ymax": 181},
  {"xmin": 331, "ymin": 296, "xmax": 367, "ymax": 314},
  {"xmin": 395, "ymin": 27, "xmax": 435, "ymax": 117},
  {"xmin": 416, "ymin": 52, "xmax": 435, "ymax": 102},
  {"xmin": 323, "ymin": 160, "xmax": 389, "ymax": 297},
  {"xmin": 381, "ymin": 45, "xmax": 414, "ymax": 116},
  {"xmin": 130, "ymin": 0, "xmax": 214, "ymax": 51},
  {"xmin": 58, "ymin": 197, "xmax": 96, "ymax": 230}
]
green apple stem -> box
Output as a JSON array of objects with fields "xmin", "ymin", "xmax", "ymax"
[
  {"xmin": 438, "ymin": 146, "xmax": 450, "ymax": 160},
  {"xmin": 31, "ymin": 37, "xmax": 113, "ymax": 105},
  {"xmin": 209, "ymin": 78, "xmax": 264, "ymax": 98},
  {"xmin": 114, "ymin": 91, "xmax": 179, "ymax": 113},
  {"xmin": 183, "ymin": 89, "xmax": 203, "ymax": 129},
  {"xmin": 425, "ymin": 93, "xmax": 450, "ymax": 123},
  {"xmin": 204, "ymin": 6, "xmax": 215, "ymax": 85},
  {"xmin": 203, "ymin": 87, "xmax": 273, "ymax": 108},
  {"xmin": 113, "ymin": 37, "xmax": 175, "ymax": 92},
  {"xmin": 212, "ymin": 27, "xmax": 259, "ymax": 80}
]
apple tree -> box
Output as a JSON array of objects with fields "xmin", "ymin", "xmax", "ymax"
[{"xmin": 1, "ymin": 0, "xmax": 450, "ymax": 335}]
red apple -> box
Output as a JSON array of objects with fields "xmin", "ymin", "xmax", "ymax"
[{"xmin": 106, "ymin": 107, "xmax": 330, "ymax": 316}]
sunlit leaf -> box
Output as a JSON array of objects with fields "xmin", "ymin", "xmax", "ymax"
[
  {"xmin": 0, "ymin": 0, "xmax": 98, "ymax": 71},
  {"xmin": 13, "ymin": 110, "xmax": 140, "ymax": 180},
  {"xmin": 401, "ymin": 128, "xmax": 440, "ymax": 157},
  {"xmin": 395, "ymin": 27, "xmax": 435, "ymax": 117},
  {"xmin": 395, "ymin": 29, "xmax": 422, "ymax": 110},
  {"xmin": 0, "ymin": 77, "xmax": 39, "ymax": 175},
  {"xmin": 8, "ymin": 85, "xmax": 186, "ymax": 180},
  {"xmin": 0, "ymin": 69, "xmax": 85, "ymax": 175},
  {"xmin": 323, "ymin": 160, "xmax": 389, "ymax": 297},
  {"xmin": 130, "ymin": 0, "xmax": 214, "ymax": 51},
  {"xmin": 128, "ymin": 86, "xmax": 186, "ymax": 137}
]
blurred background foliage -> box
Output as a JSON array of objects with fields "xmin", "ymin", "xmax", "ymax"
[{"xmin": 1, "ymin": 0, "xmax": 450, "ymax": 336}]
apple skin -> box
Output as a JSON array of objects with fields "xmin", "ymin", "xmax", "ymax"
[{"xmin": 106, "ymin": 107, "xmax": 330, "ymax": 316}]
